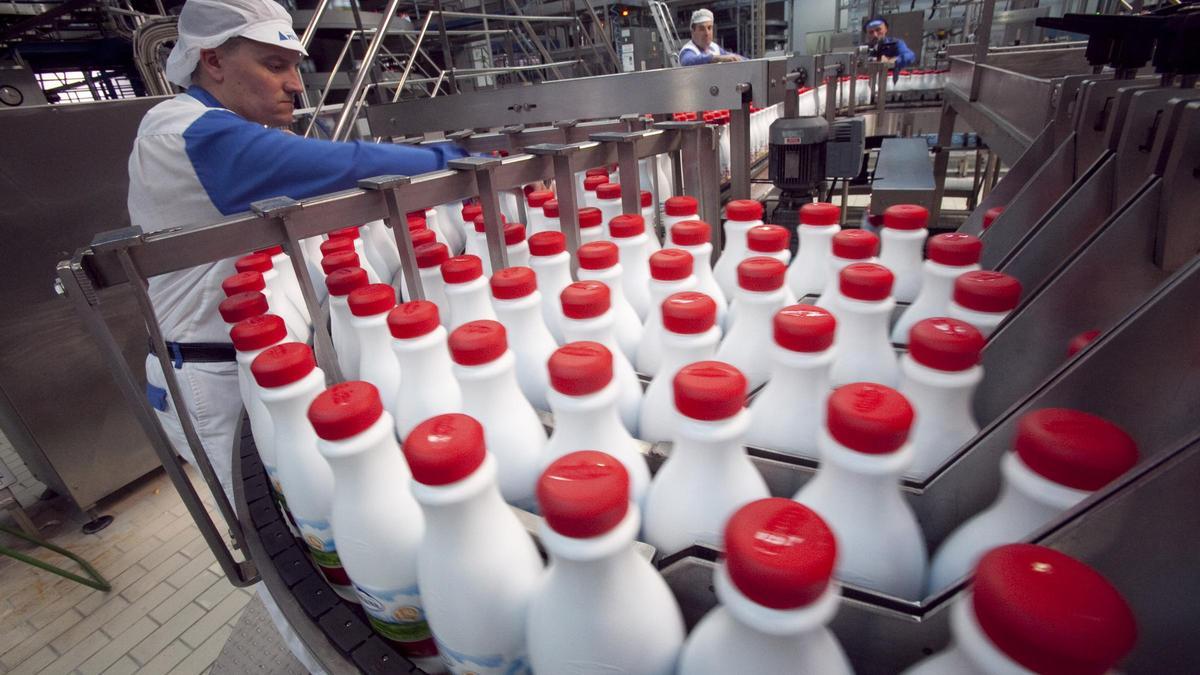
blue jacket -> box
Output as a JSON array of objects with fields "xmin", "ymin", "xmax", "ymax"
[{"xmin": 893, "ymin": 38, "xmax": 916, "ymax": 69}]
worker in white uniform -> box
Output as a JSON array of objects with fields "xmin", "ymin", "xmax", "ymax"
[
  {"xmin": 678, "ymin": 8, "xmax": 745, "ymax": 66},
  {"xmin": 126, "ymin": 1, "xmax": 465, "ymax": 671}
]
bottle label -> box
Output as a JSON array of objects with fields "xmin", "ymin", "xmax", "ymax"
[
  {"xmin": 353, "ymin": 583, "xmax": 439, "ymax": 657},
  {"xmin": 293, "ymin": 515, "xmax": 349, "ymax": 583},
  {"xmin": 436, "ymin": 640, "xmax": 531, "ymax": 675}
]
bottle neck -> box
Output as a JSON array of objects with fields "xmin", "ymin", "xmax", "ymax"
[
  {"xmin": 350, "ymin": 312, "xmax": 393, "ymax": 354},
  {"xmin": 1000, "ymin": 451, "xmax": 1091, "ymax": 513},
  {"xmin": 412, "ymin": 455, "xmax": 510, "ymax": 530},
  {"xmin": 648, "ymin": 276, "xmax": 698, "ymax": 305},
  {"xmin": 680, "ymin": 243, "xmax": 713, "ymax": 270},
  {"xmin": 733, "ymin": 286, "xmax": 786, "ymax": 309},
  {"xmin": 949, "ymin": 595, "xmax": 1030, "ymax": 675},
  {"xmin": 768, "ymin": 347, "xmax": 835, "ymax": 389},
  {"xmin": 673, "ymin": 409, "xmax": 751, "ymax": 457},
  {"xmin": 836, "ymin": 297, "xmax": 894, "ymax": 345},
  {"xmin": 548, "ymin": 379, "xmax": 622, "ymax": 424},
  {"xmin": 562, "ymin": 312, "xmax": 617, "ymax": 348},
  {"xmin": 715, "ymin": 564, "xmax": 840, "ymax": 636},
  {"xmin": 815, "ymin": 427, "xmax": 913, "ymax": 482},
  {"xmin": 901, "ymin": 356, "xmax": 982, "ymax": 403},
  {"xmin": 578, "ymin": 267, "xmax": 628, "ymax": 301},
  {"xmin": 453, "ymin": 350, "xmax": 520, "ymax": 398},
  {"xmin": 658, "ymin": 327, "xmax": 721, "ymax": 374},
  {"xmin": 530, "ymin": 254, "xmax": 573, "ymax": 289},
  {"xmin": 321, "ymin": 415, "xmax": 409, "ymax": 494}
]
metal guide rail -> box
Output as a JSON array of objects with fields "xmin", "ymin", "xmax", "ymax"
[{"xmin": 54, "ymin": 120, "xmax": 716, "ymax": 592}]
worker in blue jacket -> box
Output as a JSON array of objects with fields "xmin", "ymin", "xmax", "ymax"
[
  {"xmin": 127, "ymin": 2, "xmax": 465, "ymax": 670},
  {"xmin": 679, "ymin": 9, "xmax": 745, "ymax": 66},
  {"xmin": 865, "ymin": 17, "xmax": 916, "ymax": 69}
]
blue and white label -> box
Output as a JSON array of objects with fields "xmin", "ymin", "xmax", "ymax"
[{"xmin": 436, "ymin": 640, "xmax": 531, "ymax": 675}]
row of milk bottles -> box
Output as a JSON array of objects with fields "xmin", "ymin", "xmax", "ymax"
[
  {"xmin": 226, "ymin": 326, "xmax": 1139, "ymax": 675},
  {"xmin": 218, "ymin": 192, "xmax": 1142, "ymax": 667}
]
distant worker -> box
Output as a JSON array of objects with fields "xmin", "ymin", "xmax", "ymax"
[
  {"xmin": 865, "ymin": 17, "xmax": 916, "ymax": 69},
  {"xmin": 679, "ymin": 9, "xmax": 745, "ymax": 66}
]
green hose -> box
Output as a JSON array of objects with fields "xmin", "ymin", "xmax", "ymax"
[{"xmin": 0, "ymin": 522, "xmax": 111, "ymax": 592}]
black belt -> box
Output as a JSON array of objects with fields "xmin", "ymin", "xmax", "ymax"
[{"xmin": 149, "ymin": 340, "xmax": 238, "ymax": 367}]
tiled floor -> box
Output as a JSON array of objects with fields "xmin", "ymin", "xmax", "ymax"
[{"xmin": 0, "ymin": 434, "xmax": 252, "ymax": 675}]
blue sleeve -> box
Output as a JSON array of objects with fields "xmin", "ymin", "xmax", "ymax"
[
  {"xmin": 680, "ymin": 49, "xmax": 713, "ymax": 66},
  {"xmin": 896, "ymin": 39, "xmax": 917, "ymax": 68},
  {"xmin": 183, "ymin": 109, "xmax": 467, "ymax": 216}
]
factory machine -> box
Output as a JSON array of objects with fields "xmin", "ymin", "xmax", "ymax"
[{"xmin": 0, "ymin": 0, "xmax": 1192, "ymax": 671}]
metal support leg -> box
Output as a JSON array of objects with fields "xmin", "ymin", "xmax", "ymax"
[
  {"xmin": 250, "ymin": 198, "xmax": 342, "ymax": 382},
  {"xmin": 449, "ymin": 156, "xmax": 509, "ymax": 272},
  {"xmin": 729, "ymin": 89, "xmax": 753, "ymax": 201},
  {"xmin": 929, "ymin": 102, "xmax": 958, "ymax": 227},
  {"xmin": 57, "ymin": 252, "xmax": 256, "ymax": 587},
  {"xmin": 358, "ymin": 175, "xmax": 423, "ymax": 301},
  {"xmin": 590, "ymin": 130, "xmax": 654, "ymax": 215},
  {"xmin": 527, "ymin": 144, "xmax": 584, "ymax": 270}
]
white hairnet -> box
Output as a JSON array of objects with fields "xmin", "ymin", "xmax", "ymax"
[
  {"xmin": 690, "ymin": 9, "xmax": 714, "ymax": 26},
  {"xmin": 165, "ymin": 0, "xmax": 307, "ymax": 88}
]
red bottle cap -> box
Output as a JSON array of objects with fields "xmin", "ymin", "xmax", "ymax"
[
  {"xmin": 537, "ymin": 450, "xmax": 630, "ymax": 538},
  {"xmin": 235, "ymin": 253, "xmax": 273, "ymax": 274},
  {"xmin": 671, "ymin": 220, "xmax": 711, "ymax": 246},
  {"xmin": 1067, "ymin": 329, "xmax": 1100, "ymax": 358},
  {"xmin": 461, "ymin": 204, "xmax": 482, "ymax": 222},
  {"xmin": 773, "ymin": 305, "xmax": 836, "ymax": 353},
  {"xmin": 982, "ymin": 206, "xmax": 1005, "ymax": 229},
  {"xmin": 640, "ymin": 191, "xmax": 653, "ymax": 208},
  {"xmin": 583, "ymin": 175, "xmax": 607, "ymax": 192},
  {"xmin": 662, "ymin": 292, "xmax": 717, "ymax": 335},
  {"xmin": 222, "ymin": 271, "xmax": 265, "ymax": 297},
  {"xmin": 411, "ymin": 229, "xmax": 437, "ymax": 249},
  {"xmin": 560, "ymin": 281, "xmax": 610, "ymax": 319},
  {"xmin": 737, "ymin": 257, "xmax": 787, "ymax": 292},
  {"xmin": 321, "ymin": 251, "xmax": 360, "ymax": 276},
  {"xmin": 490, "ymin": 266, "xmax": 537, "ymax": 300},
  {"xmin": 448, "ymin": 320, "xmax": 507, "ymax": 366},
  {"xmin": 578, "ymin": 207, "xmax": 603, "ymax": 229},
  {"xmin": 649, "ymin": 249, "xmax": 694, "ymax": 281},
  {"xmin": 673, "ymin": 361, "xmax": 747, "ymax": 421},
  {"xmin": 543, "ymin": 199, "xmax": 560, "ymax": 218},
  {"xmin": 883, "ymin": 205, "xmax": 929, "ymax": 231},
  {"xmin": 724, "ymin": 498, "xmax": 837, "ymax": 609},
  {"xmin": 953, "ymin": 271, "xmax": 1022, "ymax": 313},
  {"xmin": 320, "ymin": 237, "xmax": 354, "ymax": 257},
  {"xmin": 747, "ymin": 225, "xmax": 789, "ymax": 253},
  {"xmin": 388, "ymin": 301, "xmax": 441, "ymax": 339},
  {"xmin": 503, "ymin": 223, "xmax": 526, "ymax": 246},
  {"xmin": 441, "ymin": 255, "xmax": 483, "ymax": 284},
  {"xmin": 908, "ymin": 318, "xmax": 984, "ymax": 371},
  {"xmin": 800, "ymin": 202, "xmax": 840, "ymax": 226},
  {"xmin": 230, "ymin": 314, "xmax": 287, "ymax": 352},
  {"xmin": 251, "ymin": 342, "xmax": 316, "ymax": 388},
  {"xmin": 839, "ymin": 262, "xmax": 893, "ymax": 301},
  {"xmin": 548, "ymin": 341, "xmax": 613, "ymax": 396},
  {"xmin": 609, "ymin": 214, "xmax": 645, "ymax": 238},
  {"xmin": 348, "ymin": 283, "xmax": 396, "ymax": 317},
  {"xmin": 219, "ymin": 295, "xmax": 269, "ymax": 327},
  {"xmin": 928, "ymin": 233, "xmax": 983, "ymax": 267},
  {"xmin": 831, "ymin": 229, "xmax": 879, "ymax": 259},
  {"xmin": 726, "ymin": 199, "xmax": 763, "ymax": 222},
  {"xmin": 308, "ymin": 381, "xmax": 384, "ymax": 441},
  {"xmin": 403, "ymin": 413, "xmax": 486, "ymax": 486},
  {"xmin": 596, "ymin": 183, "xmax": 621, "ymax": 200},
  {"xmin": 527, "ymin": 189, "xmax": 554, "ymax": 207},
  {"xmin": 665, "ymin": 195, "xmax": 699, "ymax": 217},
  {"xmin": 972, "ymin": 544, "xmax": 1137, "ymax": 675},
  {"xmin": 826, "ymin": 383, "xmax": 914, "ymax": 454},
  {"xmin": 408, "ymin": 215, "xmax": 427, "ymax": 231},
  {"xmin": 585, "ymin": 167, "xmax": 610, "ymax": 178},
  {"xmin": 329, "ymin": 226, "xmax": 360, "ymax": 240},
  {"xmin": 529, "ymin": 231, "xmax": 566, "ymax": 256},
  {"xmin": 415, "ymin": 242, "xmax": 450, "ymax": 269},
  {"xmin": 577, "ymin": 242, "xmax": 619, "ymax": 270},
  {"xmin": 1014, "ymin": 408, "xmax": 1138, "ymax": 491},
  {"xmin": 256, "ymin": 245, "xmax": 284, "ymax": 256},
  {"xmin": 326, "ymin": 266, "xmax": 368, "ymax": 297}
]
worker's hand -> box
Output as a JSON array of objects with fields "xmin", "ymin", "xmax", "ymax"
[
  {"xmin": 713, "ymin": 54, "xmax": 740, "ymax": 63},
  {"xmin": 882, "ymin": 55, "xmax": 897, "ymax": 64}
]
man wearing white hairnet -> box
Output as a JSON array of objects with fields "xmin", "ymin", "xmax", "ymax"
[
  {"xmin": 127, "ymin": 1, "xmax": 463, "ymax": 672},
  {"xmin": 679, "ymin": 9, "xmax": 745, "ymax": 66}
]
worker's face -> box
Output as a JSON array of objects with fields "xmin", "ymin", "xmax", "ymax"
[
  {"xmin": 692, "ymin": 21, "xmax": 714, "ymax": 49},
  {"xmin": 198, "ymin": 40, "xmax": 304, "ymax": 127},
  {"xmin": 867, "ymin": 23, "xmax": 888, "ymax": 41}
]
